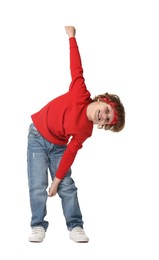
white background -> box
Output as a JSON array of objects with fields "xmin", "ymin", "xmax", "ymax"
[{"xmin": 0, "ymin": 0, "xmax": 159, "ymax": 259}]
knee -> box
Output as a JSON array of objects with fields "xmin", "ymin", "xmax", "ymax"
[{"xmin": 58, "ymin": 177, "xmax": 77, "ymax": 196}]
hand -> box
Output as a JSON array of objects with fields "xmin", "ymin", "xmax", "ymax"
[
  {"xmin": 48, "ymin": 177, "xmax": 61, "ymax": 197},
  {"xmin": 65, "ymin": 26, "xmax": 76, "ymax": 38}
]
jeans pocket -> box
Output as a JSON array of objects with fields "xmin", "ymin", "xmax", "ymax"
[{"xmin": 28, "ymin": 123, "xmax": 41, "ymax": 137}]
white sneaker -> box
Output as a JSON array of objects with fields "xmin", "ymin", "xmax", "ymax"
[
  {"xmin": 29, "ymin": 226, "xmax": 45, "ymax": 242},
  {"xmin": 70, "ymin": 227, "xmax": 89, "ymax": 243}
]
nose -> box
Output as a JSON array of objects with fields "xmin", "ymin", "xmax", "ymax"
[{"xmin": 101, "ymin": 113, "xmax": 106, "ymax": 120}]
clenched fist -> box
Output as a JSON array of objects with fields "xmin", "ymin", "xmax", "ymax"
[{"xmin": 65, "ymin": 26, "xmax": 76, "ymax": 38}]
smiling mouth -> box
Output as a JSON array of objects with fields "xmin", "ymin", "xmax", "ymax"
[
  {"xmin": 98, "ymin": 111, "xmax": 100, "ymax": 120},
  {"xmin": 96, "ymin": 110, "xmax": 100, "ymax": 122}
]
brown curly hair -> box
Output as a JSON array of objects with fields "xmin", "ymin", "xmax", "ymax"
[{"xmin": 92, "ymin": 92, "xmax": 125, "ymax": 132}]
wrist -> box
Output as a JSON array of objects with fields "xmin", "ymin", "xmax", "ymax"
[
  {"xmin": 68, "ymin": 35, "xmax": 75, "ymax": 39},
  {"xmin": 52, "ymin": 177, "xmax": 61, "ymax": 184}
]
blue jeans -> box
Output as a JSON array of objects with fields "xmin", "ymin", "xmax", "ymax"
[{"xmin": 27, "ymin": 123, "xmax": 83, "ymax": 231}]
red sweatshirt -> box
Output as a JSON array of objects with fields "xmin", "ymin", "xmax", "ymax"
[{"xmin": 31, "ymin": 37, "xmax": 93, "ymax": 179}]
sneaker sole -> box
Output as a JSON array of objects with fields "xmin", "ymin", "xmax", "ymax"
[
  {"xmin": 70, "ymin": 238, "xmax": 89, "ymax": 243},
  {"xmin": 29, "ymin": 237, "xmax": 44, "ymax": 243}
]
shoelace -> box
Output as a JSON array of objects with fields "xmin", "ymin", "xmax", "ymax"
[
  {"xmin": 32, "ymin": 227, "xmax": 44, "ymax": 234},
  {"xmin": 73, "ymin": 227, "xmax": 85, "ymax": 235}
]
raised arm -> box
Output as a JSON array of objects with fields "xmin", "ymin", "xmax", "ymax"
[{"xmin": 65, "ymin": 26, "xmax": 86, "ymax": 93}]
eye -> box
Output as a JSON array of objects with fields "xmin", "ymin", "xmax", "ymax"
[
  {"xmin": 106, "ymin": 108, "xmax": 110, "ymax": 114},
  {"xmin": 106, "ymin": 117, "xmax": 109, "ymax": 123}
]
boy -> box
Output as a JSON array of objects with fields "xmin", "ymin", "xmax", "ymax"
[{"xmin": 27, "ymin": 26, "xmax": 125, "ymax": 243}]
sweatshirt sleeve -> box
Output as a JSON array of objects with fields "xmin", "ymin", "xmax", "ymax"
[
  {"xmin": 69, "ymin": 37, "xmax": 88, "ymax": 95},
  {"xmin": 55, "ymin": 137, "xmax": 83, "ymax": 179}
]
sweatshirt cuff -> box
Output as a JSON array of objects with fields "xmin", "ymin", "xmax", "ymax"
[{"xmin": 69, "ymin": 37, "xmax": 77, "ymax": 47}]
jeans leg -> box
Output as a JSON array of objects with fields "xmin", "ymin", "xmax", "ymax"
[
  {"xmin": 58, "ymin": 175, "xmax": 84, "ymax": 230},
  {"xmin": 27, "ymin": 124, "xmax": 49, "ymax": 230},
  {"xmin": 48, "ymin": 144, "xmax": 84, "ymax": 231}
]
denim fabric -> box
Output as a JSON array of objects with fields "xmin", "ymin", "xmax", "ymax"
[{"xmin": 27, "ymin": 123, "xmax": 83, "ymax": 231}]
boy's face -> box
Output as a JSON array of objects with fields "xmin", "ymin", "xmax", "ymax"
[{"xmin": 91, "ymin": 101, "xmax": 115, "ymax": 126}]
